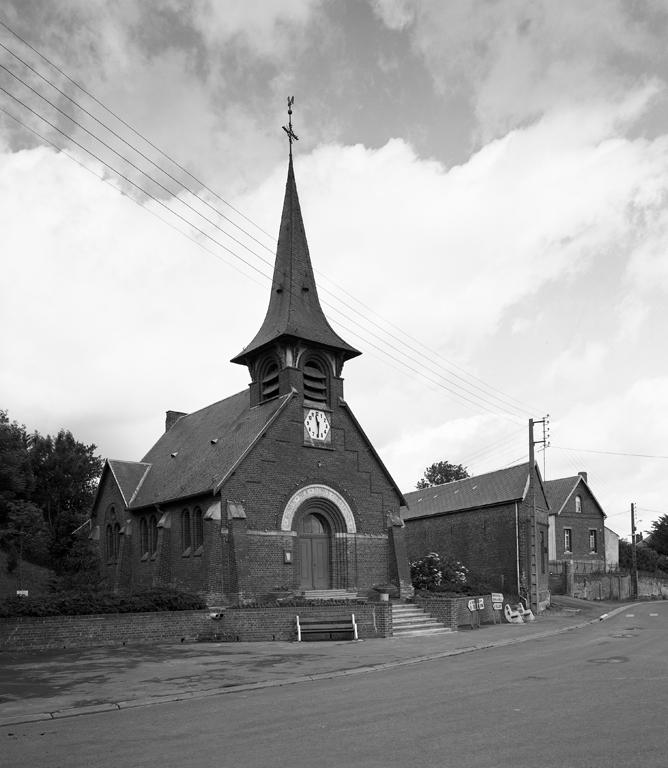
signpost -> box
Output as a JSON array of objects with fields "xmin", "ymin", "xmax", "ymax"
[
  {"xmin": 491, "ymin": 592, "xmax": 504, "ymax": 624},
  {"xmin": 467, "ymin": 598, "xmax": 480, "ymax": 629}
]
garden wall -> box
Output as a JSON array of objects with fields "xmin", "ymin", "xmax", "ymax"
[
  {"xmin": 415, "ymin": 594, "xmax": 500, "ymax": 630},
  {"xmin": 572, "ymin": 573, "xmax": 668, "ymax": 601},
  {"xmin": 0, "ymin": 603, "xmax": 391, "ymax": 652}
]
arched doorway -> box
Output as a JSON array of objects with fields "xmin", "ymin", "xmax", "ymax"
[{"xmin": 297, "ymin": 512, "xmax": 331, "ymax": 590}]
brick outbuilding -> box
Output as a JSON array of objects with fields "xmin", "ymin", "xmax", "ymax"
[{"xmin": 402, "ymin": 463, "xmax": 550, "ymax": 612}]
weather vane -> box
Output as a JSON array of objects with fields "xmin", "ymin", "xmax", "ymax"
[{"xmin": 282, "ymin": 96, "xmax": 299, "ymax": 156}]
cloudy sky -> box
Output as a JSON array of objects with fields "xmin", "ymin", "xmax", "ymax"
[{"xmin": 2, "ymin": 0, "xmax": 668, "ymax": 539}]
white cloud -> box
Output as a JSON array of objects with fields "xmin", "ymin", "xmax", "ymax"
[
  {"xmin": 405, "ymin": 0, "xmax": 668, "ymax": 141},
  {"xmin": 371, "ymin": 0, "xmax": 417, "ymax": 31}
]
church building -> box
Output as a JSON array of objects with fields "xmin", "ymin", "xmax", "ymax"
[{"xmin": 90, "ymin": 122, "xmax": 411, "ymax": 603}]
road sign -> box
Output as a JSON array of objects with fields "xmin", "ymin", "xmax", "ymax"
[
  {"xmin": 467, "ymin": 599, "xmax": 477, "ymax": 612},
  {"xmin": 491, "ymin": 592, "xmax": 503, "ymax": 603},
  {"xmin": 477, "ymin": 597, "xmax": 485, "ymax": 610}
]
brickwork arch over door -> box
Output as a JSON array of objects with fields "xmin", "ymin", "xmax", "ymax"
[{"xmin": 288, "ymin": 492, "xmax": 354, "ymax": 591}]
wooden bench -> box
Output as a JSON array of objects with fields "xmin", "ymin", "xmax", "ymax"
[{"xmin": 296, "ymin": 614, "xmax": 358, "ymax": 642}]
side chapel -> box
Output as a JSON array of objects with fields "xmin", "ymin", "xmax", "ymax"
[{"xmin": 90, "ymin": 115, "xmax": 411, "ymax": 603}]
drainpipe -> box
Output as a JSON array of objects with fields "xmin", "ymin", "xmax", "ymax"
[{"xmin": 515, "ymin": 502, "xmax": 521, "ymax": 597}]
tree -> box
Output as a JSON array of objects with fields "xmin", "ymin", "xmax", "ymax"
[
  {"xmin": 416, "ymin": 460, "xmax": 470, "ymax": 489},
  {"xmin": 0, "ymin": 410, "xmax": 34, "ymax": 529},
  {"xmin": 647, "ymin": 514, "xmax": 668, "ymax": 557},
  {"xmin": 28, "ymin": 429, "xmax": 103, "ymax": 573}
]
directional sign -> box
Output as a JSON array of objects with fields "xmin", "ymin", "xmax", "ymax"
[
  {"xmin": 491, "ymin": 592, "xmax": 503, "ymax": 603},
  {"xmin": 467, "ymin": 599, "xmax": 477, "ymax": 612}
]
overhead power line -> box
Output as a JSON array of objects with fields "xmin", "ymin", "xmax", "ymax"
[
  {"xmin": 552, "ymin": 446, "xmax": 668, "ymax": 460},
  {"xmin": 0, "ymin": 19, "xmax": 541, "ymax": 422}
]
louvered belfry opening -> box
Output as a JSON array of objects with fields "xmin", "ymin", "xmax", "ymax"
[
  {"xmin": 260, "ymin": 359, "xmax": 280, "ymax": 402},
  {"xmin": 303, "ymin": 359, "xmax": 327, "ymax": 406}
]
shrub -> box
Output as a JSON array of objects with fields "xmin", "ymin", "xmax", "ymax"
[
  {"xmin": 0, "ymin": 587, "xmax": 206, "ymax": 617},
  {"xmin": 410, "ymin": 552, "xmax": 468, "ymax": 591}
]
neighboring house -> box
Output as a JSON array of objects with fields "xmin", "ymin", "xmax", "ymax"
[
  {"xmin": 605, "ymin": 527, "xmax": 620, "ymax": 570},
  {"xmin": 90, "ymin": 151, "xmax": 411, "ymax": 603},
  {"xmin": 544, "ymin": 472, "xmax": 607, "ymax": 571},
  {"xmin": 402, "ymin": 463, "xmax": 550, "ymax": 613}
]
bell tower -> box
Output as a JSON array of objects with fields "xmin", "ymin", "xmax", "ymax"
[{"xmin": 231, "ymin": 99, "xmax": 360, "ymax": 412}]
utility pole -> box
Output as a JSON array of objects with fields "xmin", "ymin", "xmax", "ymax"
[
  {"xmin": 631, "ymin": 502, "xmax": 638, "ymax": 599},
  {"xmin": 527, "ymin": 416, "xmax": 550, "ymax": 614}
]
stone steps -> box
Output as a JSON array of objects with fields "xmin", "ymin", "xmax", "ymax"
[{"xmin": 391, "ymin": 604, "xmax": 451, "ymax": 637}]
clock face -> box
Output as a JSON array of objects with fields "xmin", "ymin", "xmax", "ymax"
[{"xmin": 304, "ymin": 409, "xmax": 331, "ymax": 442}]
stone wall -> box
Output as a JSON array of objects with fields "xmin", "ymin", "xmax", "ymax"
[{"xmin": 572, "ymin": 572, "xmax": 668, "ymax": 601}]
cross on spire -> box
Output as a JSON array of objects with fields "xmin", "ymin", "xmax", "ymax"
[{"xmin": 282, "ymin": 96, "xmax": 299, "ymax": 157}]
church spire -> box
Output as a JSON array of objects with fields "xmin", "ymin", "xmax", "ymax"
[{"xmin": 231, "ymin": 100, "xmax": 360, "ymax": 368}]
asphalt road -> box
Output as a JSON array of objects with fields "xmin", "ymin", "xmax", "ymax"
[{"xmin": 3, "ymin": 602, "xmax": 667, "ymax": 768}]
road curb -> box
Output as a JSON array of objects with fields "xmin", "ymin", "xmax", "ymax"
[{"xmin": 0, "ymin": 604, "xmax": 637, "ymax": 728}]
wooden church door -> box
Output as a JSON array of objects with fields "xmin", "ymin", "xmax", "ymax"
[{"xmin": 298, "ymin": 513, "xmax": 331, "ymax": 590}]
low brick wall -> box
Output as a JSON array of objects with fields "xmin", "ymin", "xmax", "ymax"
[
  {"xmin": 0, "ymin": 610, "xmax": 213, "ymax": 651},
  {"xmin": 415, "ymin": 594, "xmax": 500, "ymax": 630},
  {"xmin": 0, "ymin": 604, "xmax": 391, "ymax": 651},
  {"xmin": 217, "ymin": 604, "xmax": 391, "ymax": 642}
]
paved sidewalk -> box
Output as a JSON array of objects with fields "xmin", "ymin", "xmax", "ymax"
[{"xmin": 0, "ymin": 597, "xmax": 630, "ymax": 726}]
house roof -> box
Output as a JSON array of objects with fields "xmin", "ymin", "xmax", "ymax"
[
  {"xmin": 544, "ymin": 474, "xmax": 606, "ymax": 518},
  {"xmin": 402, "ymin": 462, "xmax": 533, "ymax": 520},
  {"xmin": 231, "ymin": 156, "xmax": 360, "ymax": 366},
  {"xmin": 104, "ymin": 390, "xmax": 293, "ymax": 510}
]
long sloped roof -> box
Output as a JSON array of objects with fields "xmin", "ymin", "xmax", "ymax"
[
  {"xmin": 402, "ymin": 462, "xmax": 532, "ymax": 520},
  {"xmin": 106, "ymin": 390, "xmax": 292, "ymax": 509},
  {"xmin": 231, "ymin": 156, "xmax": 360, "ymax": 365}
]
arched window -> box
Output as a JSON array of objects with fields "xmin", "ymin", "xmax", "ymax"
[
  {"xmin": 259, "ymin": 358, "xmax": 280, "ymax": 401},
  {"xmin": 303, "ymin": 358, "xmax": 328, "ymax": 406},
  {"xmin": 575, "ymin": 495, "xmax": 582, "ymax": 513},
  {"xmin": 106, "ymin": 524, "xmax": 114, "ymax": 562},
  {"xmin": 149, "ymin": 515, "xmax": 158, "ymax": 556},
  {"xmin": 181, "ymin": 508, "xmax": 191, "ymax": 553},
  {"xmin": 140, "ymin": 517, "xmax": 149, "ymax": 556},
  {"xmin": 193, "ymin": 507, "xmax": 204, "ymax": 551},
  {"xmin": 113, "ymin": 523, "xmax": 121, "ymax": 561}
]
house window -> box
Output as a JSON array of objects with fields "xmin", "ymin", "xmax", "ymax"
[
  {"xmin": 303, "ymin": 358, "xmax": 328, "ymax": 406},
  {"xmin": 564, "ymin": 528, "xmax": 572, "ymax": 553},
  {"xmin": 140, "ymin": 517, "xmax": 149, "ymax": 557},
  {"xmin": 589, "ymin": 529, "xmax": 598, "ymax": 553},
  {"xmin": 182, "ymin": 508, "xmax": 191, "ymax": 554},
  {"xmin": 575, "ymin": 495, "xmax": 582, "ymax": 513},
  {"xmin": 149, "ymin": 514, "xmax": 158, "ymax": 556},
  {"xmin": 193, "ymin": 507, "xmax": 204, "ymax": 551}
]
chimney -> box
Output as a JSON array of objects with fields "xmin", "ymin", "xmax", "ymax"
[
  {"xmin": 165, "ymin": 410, "xmax": 187, "ymax": 432},
  {"xmin": 578, "ymin": 471, "xmax": 588, "ymax": 483}
]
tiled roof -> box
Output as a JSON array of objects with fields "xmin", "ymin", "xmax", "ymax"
[
  {"xmin": 544, "ymin": 476, "xmax": 580, "ymax": 515},
  {"xmin": 231, "ymin": 156, "xmax": 360, "ymax": 365},
  {"xmin": 118, "ymin": 390, "xmax": 292, "ymax": 509},
  {"xmin": 402, "ymin": 462, "xmax": 531, "ymax": 520},
  {"xmin": 544, "ymin": 475, "xmax": 606, "ymax": 518}
]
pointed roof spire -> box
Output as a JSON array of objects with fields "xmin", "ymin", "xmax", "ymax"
[{"xmin": 231, "ymin": 102, "xmax": 360, "ymax": 367}]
